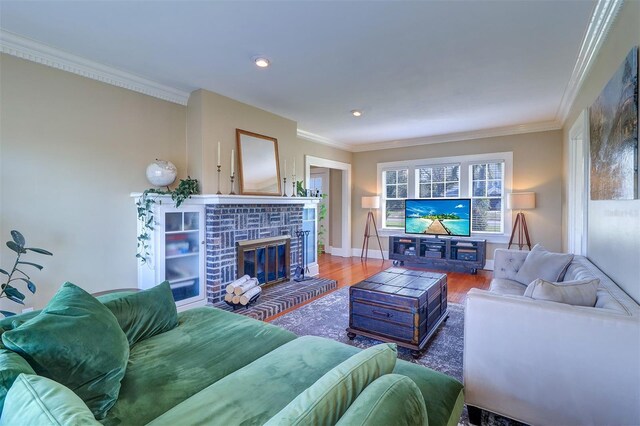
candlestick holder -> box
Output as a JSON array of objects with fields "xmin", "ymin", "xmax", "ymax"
[
  {"xmin": 282, "ymin": 177, "xmax": 288, "ymax": 197},
  {"xmin": 229, "ymin": 174, "xmax": 236, "ymax": 195},
  {"xmin": 291, "ymin": 176, "xmax": 297, "ymax": 197},
  {"xmin": 216, "ymin": 165, "xmax": 222, "ymax": 194}
]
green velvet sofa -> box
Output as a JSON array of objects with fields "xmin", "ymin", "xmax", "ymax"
[{"xmin": 0, "ymin": 291, "xmax": 464, "ymax": 426}]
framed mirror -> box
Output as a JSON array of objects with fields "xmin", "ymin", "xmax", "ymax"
[{"xmin": 236, "ymin": 129, "xmax": 282, "ymax": 196}]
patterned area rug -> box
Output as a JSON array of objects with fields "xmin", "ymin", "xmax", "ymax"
[{"xmin": 271, "ymin": 287, "xmax": 524, "ymax": 426}]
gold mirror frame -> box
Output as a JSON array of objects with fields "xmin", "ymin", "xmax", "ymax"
[{"xmin": 236, "ymin": 129, "xmax": 282, "ymax": 196}]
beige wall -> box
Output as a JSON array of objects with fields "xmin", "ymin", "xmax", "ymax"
[
  {"xmin": 0, "ymin": 54, "xmax": 187, "ymax": 311},
  {"xmin": 562, "ymin": 0, "xmax": 640, "ymax": 303},
  {"xmin": 329, "ymin": 169, "xmax": 343, "ymax": 248},
  {"xmin": 187, "ymin": 89, "xmax": 352, "ymax": 194},
  {"xmin": 352, "ymin": 130, "xmax": 564, "ymax": 260}
]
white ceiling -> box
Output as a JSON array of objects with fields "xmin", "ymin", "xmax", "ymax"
[{"xmin": 0, "ymin": 1, "xmax": 596, "ymax": 147}]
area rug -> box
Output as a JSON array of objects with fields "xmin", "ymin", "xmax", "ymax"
[
  {"xmin": 271, "ymin": 287, "xmax": 525, "ymax": 426},
  {"xmin": 211, "ymin": 277, "xmax": 337, "ymax": 322}
]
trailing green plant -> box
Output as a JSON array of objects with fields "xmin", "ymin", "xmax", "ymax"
[
  {"xmin": 0, "ymin": 230, "xmax": 53, "ymax": 317},
  {"xmin": 317, "ymin": 193, "xmax": 328, "ymax": 255},
  {"xmin": 136, "ymin": 177, "xmax": 199, "ymax": 264}
]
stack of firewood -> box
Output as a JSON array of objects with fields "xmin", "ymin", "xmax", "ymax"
[{"xmin": 224, "ymin": 275, "xmax": 262, "ymax": 307}]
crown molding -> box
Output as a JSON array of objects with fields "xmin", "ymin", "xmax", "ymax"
[
  {"xmin": 296, "ymin": 129, "xmax": 352, "ymax": 151},
  {"xmin": 0, "ymin": 30, "xmax": 190, "ymax": 105},
  {"xmin": 556, "ymin": 0, "xmax": 623, "ymax": 124},
  {"xmin": 348, "ymin": 120, "xmax": 562, "ymax": 152}
]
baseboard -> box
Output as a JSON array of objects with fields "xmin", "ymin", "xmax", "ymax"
[
  {"xmin": 350, "ymin": 248, "xmax": 385, "ymax": 260},
  {"xmin": 328, "ymin": 247, "xmax": 350, "ymax": 257}
]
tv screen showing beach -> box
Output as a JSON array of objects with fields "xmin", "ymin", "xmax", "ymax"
[{"xmin": 405, "ymin": 199, "xmax": 471, "ymax": 236}]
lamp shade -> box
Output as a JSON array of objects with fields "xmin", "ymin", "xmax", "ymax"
[
  {"xmin": 507, "ymin": 192, "xmax": 536, "ymax": 210},
  {"xmin": 362, "ymin": 196, "xmax": 380, "ymax": 209}
]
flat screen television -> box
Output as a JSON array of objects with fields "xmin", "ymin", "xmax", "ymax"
[{"xmin": 404, "ymin": 198, "xmax": 471, "ymax": 237}]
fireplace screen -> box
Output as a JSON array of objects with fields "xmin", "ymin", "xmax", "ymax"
[{"xmin": 237, "ymin": 236, "xmax": 290, "ymax": 286}]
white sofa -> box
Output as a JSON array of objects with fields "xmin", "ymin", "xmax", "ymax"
[{"xmin": 464, "ymin": 248, "xmax": 640, "ymax": 426}]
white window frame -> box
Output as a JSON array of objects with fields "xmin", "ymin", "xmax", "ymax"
[
  {"xmin": 377, "ymin": 152, "xmax": 513, "ymax": 243},
  {"xmin": 469, "ymin": 161, "xmax": 505, "ymax": 234}
]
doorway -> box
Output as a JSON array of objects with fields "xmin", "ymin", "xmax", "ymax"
[{"xmin": 305, "ymin": 156, "xmax": 352, "ymax": 257}]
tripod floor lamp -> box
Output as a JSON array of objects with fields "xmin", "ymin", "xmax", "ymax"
[
  {"xmin": 361, "ymin": 196, "xmax": 384, "ymax": 260},
  {"xmin": 507, "ymin": 192, "xmax": 535, "ymax": 250}
]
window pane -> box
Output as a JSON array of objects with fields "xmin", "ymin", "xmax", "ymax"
[
  {"xmin": 473, "ymin": 164, "xmax": 486, "ymax": 180},
  {"xmin": 487, "ymin": 162, "xmax": 502, "ymax": 179},
  {"xmin": 432, "ymin": 167, "xmax": 444, "ymax": 182},
  {"xmin": 419, "ymin": 168, "xmax": 431, "ymax": 183},
  {"xmin": 397, "ymin": 169, "xmax": 408, "ymax": 184},
  {"xmin": 446, "ymin": 165, "xmax": 459, "ymax": 181},
  {"xmin": 385, "ymin": 200, "xmax": 405, "ymax": 228},
  {"xmin": 473, "ymin": 181, "xmax": 486, "ymax": 197},
  {"xmin": 472, "ymin": 198, "xmax": 502, "ymax": 233},
  {"xmin": 397, "ymin": 184, "xmax": 408, "ymax": 198},
  {"xmin": 385, "ymin": 171, "xmax": 397, "ymax": 185},
  {"xmin": 446, "ymin": 182, "xmax": 459, "ymax": 197},
  {"xmin": 386, "ymin": 185, "xmax": 397, "ymax": 198},
  {"xmin": 432, "ymin": 183, "xmax": 445, "ymax": 197},
  {"xmin": 487, "ymin": 180, "xmax": 502, "ymax": 196},
  {"xmin": 419, "ymin": 184, "xmax": 431, "ymax": 198}
]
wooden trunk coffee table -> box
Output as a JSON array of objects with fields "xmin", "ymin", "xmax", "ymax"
[{"xmin": 346, "ymin": 267, "xmax": 448, "ymax": 358}]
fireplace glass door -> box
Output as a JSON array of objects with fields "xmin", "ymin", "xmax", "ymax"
[{"xmin": 237, "ymin": 236, "xmax": 290, "ymax": 286}]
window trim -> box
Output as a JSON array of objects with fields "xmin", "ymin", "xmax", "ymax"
[{"xmin": 377, "ymin": 152, "xmax": 513, "ymax": 242}]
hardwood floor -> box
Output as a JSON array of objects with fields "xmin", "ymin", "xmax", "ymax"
[{"xmin": 266, "ymin": 254, "xmax": 491, "ymax": 321}]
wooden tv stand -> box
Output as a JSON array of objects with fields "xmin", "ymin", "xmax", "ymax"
[{"xmin": 389, "ymin": 236, "xmax": 486, "ymax": 274}]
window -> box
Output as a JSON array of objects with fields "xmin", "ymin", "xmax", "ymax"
[
  {"xmin": 379, "ymin": 152, "xmax": 512, "ymax": 237},
  {"xmin": 417, "ymin": 165, "xmax": 460, "ymax": 198},
  {"xmin": 470, "ymin": 162, "xmax": 504, "ymax": 233},
  {"xmin": 383, "ymin": 169, "xmax": 408, "ymax": 228}
]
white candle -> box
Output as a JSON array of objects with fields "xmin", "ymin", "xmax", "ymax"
[
  {"xmin": 231, "ymin": 149, "xmax": 235, "ymax": 175},
  {"xmin": 292, "ymin": 158, "xmax": 296, "ymax": 177},
  {"xmin": 217, "ymin": 142, "xmax": 221, "ymax": 167},
  {"xmin": 284, "ymin": 160, "xmax": 287, "ymax": 176}
]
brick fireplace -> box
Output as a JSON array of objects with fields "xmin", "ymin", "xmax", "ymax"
[{"xmin": 205, "ymin": 202, "xmax": 311, "ymax": 303}]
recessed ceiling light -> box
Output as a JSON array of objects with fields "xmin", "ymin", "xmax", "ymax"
[
  {"xmin": 253, "ymin": 57, "xmax": 270, "ymax": 68},
  {"xmin": 351, "ymin": 110, "xmax": 363, "ymax": 117}
]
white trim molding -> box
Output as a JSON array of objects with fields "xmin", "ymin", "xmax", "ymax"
[
  {"xmin": 0, "ymin": 30, "xmax": 190, "ymax": 105},
  {"xmin": 350, "ymin": 121, "xmax": 562, "ymax": 153},
  {"xmin": 556, "ymin": 0, "xmax": 623, "ymax": 123},
  {"xmin": 297, "ymin": 129, "xmax": 352, "ymax": 151}
]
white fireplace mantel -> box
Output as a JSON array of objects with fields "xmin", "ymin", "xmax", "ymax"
[{"xmin": 130, "ymin": 193, "xmax": 320, "ymax": 206}]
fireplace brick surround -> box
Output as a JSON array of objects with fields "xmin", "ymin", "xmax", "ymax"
[{"xmin": 205, "ymin": 204, "xmax": 303, "ymax": 303}]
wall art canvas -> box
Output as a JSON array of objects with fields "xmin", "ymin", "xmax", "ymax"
[{"xmin": 589, "ymin": 47, "xmax": 638, "ymax": 200}]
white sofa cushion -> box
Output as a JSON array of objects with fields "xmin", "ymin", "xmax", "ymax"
[
  {"xmin": 489, "ymin": 278, "xmax": 527, "ymax": 296},
  {"xmin": 514, "ymin": 244, "xmax": 574, "ymax": 285},
  {"xmin": 523, "ymin": 278, "xmax": 600, "ymax": 307}
]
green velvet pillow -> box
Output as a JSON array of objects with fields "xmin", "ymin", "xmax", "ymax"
[
  {"xmin": 0, "ymin": 346, "xmax": 36, "ymax": 416},
  {"xmin": 265, "ymin": 343, "xmax": 397, "ymax": 426},
  {"xmin": 1, "ymin": 374, "xmax": 100, "ymax": 426},
  {"xmin": 1, "ymin": 282, "xmax": 129, "ymax": 420},
  {"xmin": 102, "ymin": 281, "xmax": 178, "ymax": 346},
  {"xmin": 336, "ymin": 374, "xmax": 428, "ymax": 426}
]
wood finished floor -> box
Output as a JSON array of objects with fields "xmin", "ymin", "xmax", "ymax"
[{"xmin": 266, "ymin": 253, "xmax": 491, "ymax": 322}]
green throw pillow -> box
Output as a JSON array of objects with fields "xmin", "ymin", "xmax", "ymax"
[
  {"xmin": 102, "ymin": 281, "xmax": 178, "ymax": 346},
  {"xmin": 1, "ymin": 374, "xmax": 100, "ymax": 426},
  {"xmin": 266, "ymin": 343, "xmax": 397, "ymax": 426},
  {"xmin": 1, "ymin": 282, "xmax": 129, "ymax": 420},
  {"xmin": 0, "ymin": 346, "xmax": 36, "ymax": 416},
  {"xmin": 336, "ymin": 374, "xmax": 428, "ymax": 426}
]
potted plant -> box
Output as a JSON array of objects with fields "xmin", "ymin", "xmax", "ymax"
[{"xmin": 0, "ymin": 230, "xmax": 52, "ymax": 317}]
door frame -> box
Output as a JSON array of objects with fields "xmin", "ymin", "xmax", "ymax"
[
  {"xmin": 567, "ymin": 109, "xmax": 589, "ymax": 256},
  {"xmin": 309, "ymin": 167, "xmax": 330, "ymax": 254},
  {"xmin": 305, "ymin": 156, "xmax": 352, "ymax": 257}
]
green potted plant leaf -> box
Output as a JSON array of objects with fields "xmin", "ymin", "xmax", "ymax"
[{"xmin": 0, "ymin": 230, "xmax": 53, "ymax": 317}]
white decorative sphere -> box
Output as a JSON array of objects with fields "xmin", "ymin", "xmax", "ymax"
[{"xmin": 146, "ymin": 159, "xmax": 177, "ymax": 187}]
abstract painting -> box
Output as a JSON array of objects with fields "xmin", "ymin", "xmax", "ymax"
[{"xmin": 589, "ymin": 47, "xmax": 638, "ymax": 200}]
